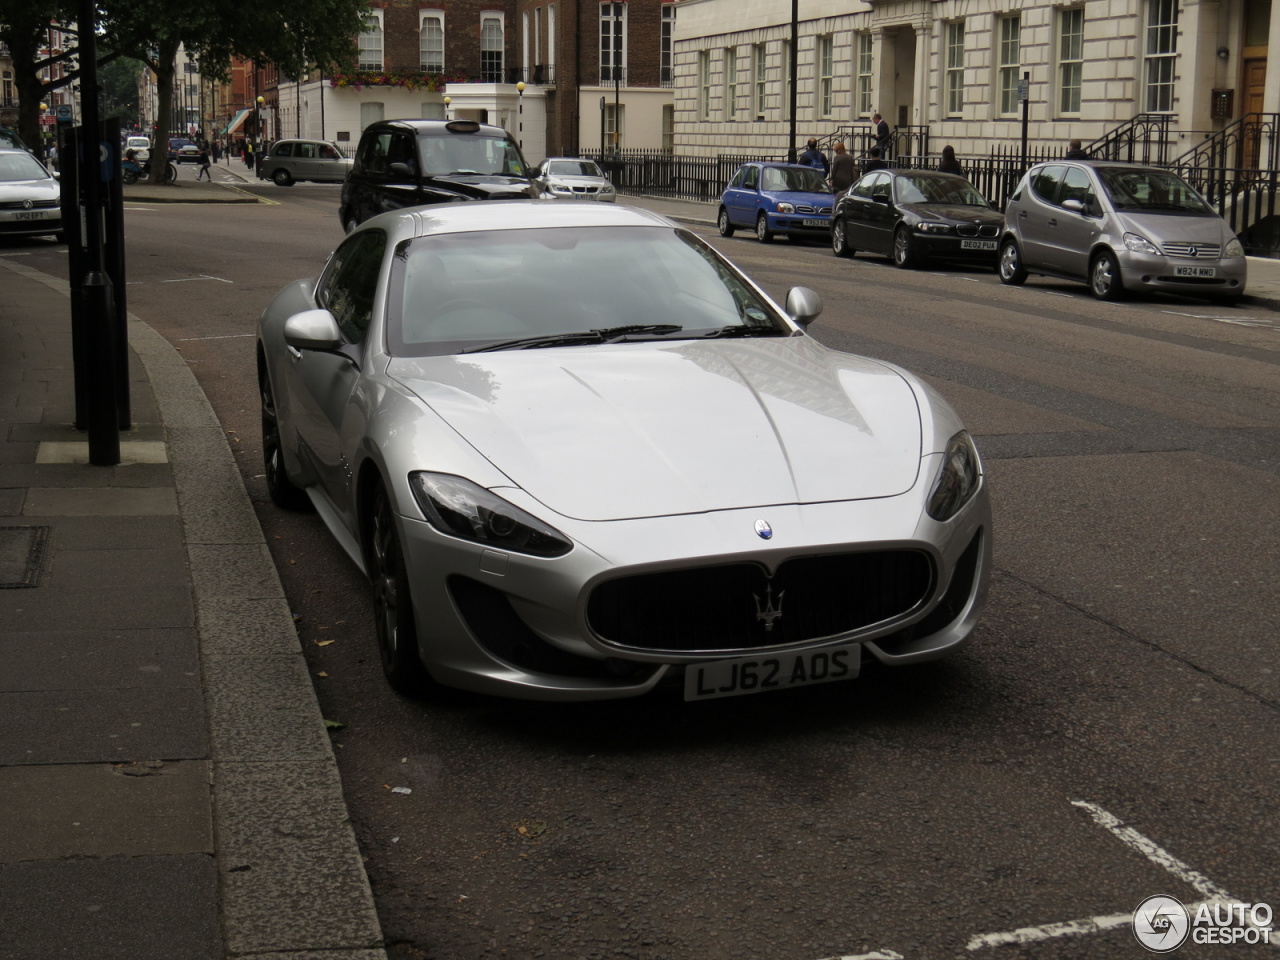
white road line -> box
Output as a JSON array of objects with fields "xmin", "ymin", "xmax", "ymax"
[
  {"xmin": 160, "ymin": 274, "xmax": 233, "ymax": 284},
  {"xmin": 176, "ymin": 333, "xmax": 255, "ymax": 341},
  {"xmin": 1069, "ymin": 799, "xmax": 1233, "ymax": 900},
  {"xmin": 966, "ymin": 897, "xmax": 1242, "ymax": 951},
  {"xmin": 816, "ymin": 951, "xmax": 904, "ymax": 960}
]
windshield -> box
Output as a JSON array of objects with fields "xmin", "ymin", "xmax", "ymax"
[
  {"xmin": 418, "ymin": 134, "xmax": 526, "ymax": 177},
  {"xmin": 388, "ymin": 225, "xmax": 787, "ymax": 356},
  {"xmin": 760, "ymin": 166, "xmax": 829, "ymax": 193},
  {"xmin": 896, "ymin": 175, "xmax": 988, "ymax": 206},
  {"xmin": 1098, "ymin": 168, "xmax": 1212, "ymax": 214},
  {"xmin": 546, "ymin": 160, "xmax": 603, "ymax": 178},
  {"xmin": 0, "ymin": 152, "xmax": 51, "ymax": 182}
]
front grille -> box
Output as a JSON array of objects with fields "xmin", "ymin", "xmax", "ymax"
[
  {"xmin": 571, "ymin": 185, "xmax": 600, "ymax": 195},
  {"xmin": 794, "ymin": 204, "xmax": 832, "ymax": 215},
  {"xmin": 1161, "ymin": 241, "xmax": 1220, "ymax": 260},
  {"xmin": 588, "ymin": 550, "xmax": 934, "ymax": 654},
  {"xmin": 0, "ymin": 199, "xmax": 58, "ymax": 211},
  {"xmin": 956, "ymin": 223, "xmax": 1000, "ymax": 238}
]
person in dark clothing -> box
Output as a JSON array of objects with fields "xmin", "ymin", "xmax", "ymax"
[
  {"xmin": 828, "ymin": 141, "xmax": 856, "ymax": 195},
  {"xmin": 861, "ymin": 146, "xmax": 887, "ymax": 173},
  {"xmin": 872, "ymin": 113, "xmax": 891, "ymax": 159},
  {"xmin": 938, "ymin": 144, "xmax": 963, "ymax": 177},
  {"xmin": 799, "ymin": 138, "xmax": 829, "ymax": 175},
  {"xmin": 1065, "ymin": 138, "xmax": 1089, "ymax": 159},
  {"xmin": 196, "ymin": 147, "xmax": 212, "ymax": 181}
]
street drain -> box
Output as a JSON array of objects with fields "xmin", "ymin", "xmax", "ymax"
[{"xmin": 0, "ymin": 526, "xmax": 51, "ymax": 588}]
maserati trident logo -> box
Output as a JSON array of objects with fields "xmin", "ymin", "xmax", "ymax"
[
  {"xmin": 754, "ymin": 519, "xmax": 772, "ymax": 540},
  {"xmin": 753, "ymin": 583, "xmax": 785, "ymax": 632}
]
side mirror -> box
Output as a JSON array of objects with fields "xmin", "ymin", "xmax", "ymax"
[
  {"xmin": 284, "ymin": 309, "xmax": 344, "ymax": 351},
  {"xmin": 388, "ymin": 161, "xmax": 416, "ymax": 178},
  {"xmin": 1062, "ymin": 198, "xmax": 1087, "ymax": 214},
  {"xmin": 785, "ymin": 286, "xmax": 823, "ymax": 327},
  {"xmin": 873, "ymin": 193, "xmax": 891, "ymax": 205}
]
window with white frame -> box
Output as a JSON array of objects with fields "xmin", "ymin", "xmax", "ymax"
[
  {"xmin": 481, "ymin": 14, "xmax": 504, "ymax": 83},
  {"xmin": 548, "ymin": 5, "xmax": 556, "ymax": 76},
  {"xmin": 662, "ymin": 103, "xmax": 674, "ymax": 152},
  {"xmin": 817, "ymin": 35, "xmax": 833, "ymax": 118},
  {"xmin": 998, "ymin": 15, "xmax": 1021, "ymax": 115},
  {"xmin": 699, "ymin": 50, "xmax": 711, "ymax": 120},
  {"xmin": 605, "ymin": 102, "xmax": 624, "ymax": 149},
  {"xmin": 1058, "ymin": 8, "xmax": 1083, "ymax": 114},
  {"xmin": 600, "ymin": 2, "xmax": 626, "ymax": 86},
  {"xmin": 856, "ymin": 33, "xmax": 873, "ymax": 117},
  {"xmin": 726, "ymin": 47, "xmax": 738, "ymax": 120},
  {"xmin": 661, "ymin": 5, "xmax": 676, "ymax": 85},
  {"xmin": 1144, "ymin": 0, "xmax": 1177, "ymax": 112},
  {"xmin": 522, "ymin": 11, "xmax": 530, "ymax": 76},
  {"xmin": 420, "ymin": 12, "xmax": 444, "ymax": 73},
  {"xmin": 753, "ymin": 44, "xmax": 767, "ymax": 119},
  {"xmin": 358, "ymin": 12, "xmax": 383, "ymax": 71},
  {"xmin": 945, "ymin": 21, "xmax": 965, "ymax": 116}
]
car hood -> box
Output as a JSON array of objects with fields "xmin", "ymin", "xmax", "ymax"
[
  {"xmin": 545, "ymin": 175, "xmax": 608, "ymax": 188},
  {"xmin": 1113, "ymin": 211, "xmax": 1233, "ymax": 246},
  {"xmin": 428, "ymin": 174, "xmax": 533, "ymax": 200},
  {"xmin": 903, "ymin": 203, "xmax": 1003, "ymax": 224},
  {"xmin": 388, "ymin": 336, "xmax": 922, "ymax": 521},
  {"xmin": 763, "ymin": 190, "xmax": 834, "ymax": 211},
  {"xmin": 0, "ymin": 179, "xmax": 58, "ymax": 200}
]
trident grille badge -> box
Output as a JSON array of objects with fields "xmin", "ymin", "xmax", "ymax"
[{"xmin": 753, "ymin": 583, "xmax": 785, "ymax": 632}]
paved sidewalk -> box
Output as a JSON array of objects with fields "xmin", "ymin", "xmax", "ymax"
[{"xmin": 0, "ymin": 257, "xmax": 385, "ymax": 958}]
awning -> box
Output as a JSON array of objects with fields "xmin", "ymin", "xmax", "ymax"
[{"xmin": 222, "ymin": 108, "xmax": 252, "ymax": 136}]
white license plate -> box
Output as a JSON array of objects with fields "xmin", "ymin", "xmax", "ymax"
[
  {"xmin": 684, "ymin": 643, "xmax": 860, "ymax": 701},
  {"xmin": 1174, "ymin": 265, "xmax": 1216, "ymax": 278},
  {"xmin": 961, "ymin": 239, "xmax": 997, "ymax": 250},
  {"xmin": 802, "ymin": 218, "xmax": 827, "ymax": 227},
  {"xmin": 14, "ymin": 211, "xmax": 47, "ymax": 220}
]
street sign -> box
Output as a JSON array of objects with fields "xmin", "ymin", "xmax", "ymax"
[
  {"xmin": 1017, "ymin": 78, "xmax": 1029, "ymax": 102},
  {"xmin": 55, "ymin": 103, "xmax": 74, "ymax": 124}
]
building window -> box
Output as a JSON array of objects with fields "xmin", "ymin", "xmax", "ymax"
[
  {"xmin": 753, "ymin": 44, "xmax": 767, "ymax": 119},
  {"xmin": 358, "ymin": 12, "xmax": 383, "ymax": 71},
  {"xmin": 662, "ymin": 103, "xmax": 674, "ymax": 151},
  {"xmin": 726, "ymin": 47, "xmax": 738, "ymax": 120},
  {"xmin": 481, "ymin": 14, "xmax": 504, "ymax": 83},
  {"xmin": 548, "ymin": 5, "xmax": 556, "ymax": 77},
  {"xmin": 998, "ymin": 15, "xmax": 1021, "ymax": 116},
  {"xmin": 699, "ymin": 50, "xmax": 711, "ymax": 121},
  {"xmin": 600, "ymin": 2, "xmax": 626, "ymax": 85},
  {"xmin": 1144, "ymin": 0, "xmax": 1177, "ymax": 112},
  {"xmin": 420, "ymin": 12, "xmax": 444, "ymax": 73},
  {"xmin": 1057, "ymin": 8, "xmax": 1083, "ymax": 115},
  {"xmin": 855, "ymin": 33, "xmax": 873, "ymax": 117},
  {"xmin": 661, "ymin": 5, "xmax": 676, "ymax": 85},
  {"xmin": 817, "ymin": 35, "xmax": 833, "ymax": 119},
  {"xmin": 945, "ymin": 22, "xmax": 965, "ymax": 117},
  {"xmin": 604, "ymin": 103, "xmax": 624, "ymax": 150},
  {"xmin": 359, "ymin": 101, "xmax": 384, "ymax": 131}
]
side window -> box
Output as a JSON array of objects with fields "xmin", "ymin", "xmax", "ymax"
[
  {"xmin": 869, "ymin": 172, "xmax": 891, "ymax": 199},
  {"xmin": 299, "ymin": 142, "xmax": 318, "ymax": 160},
  {"xmin": 728, "ymin": 167, "xmax": 746, "ymax": 189},
  {"xmin": 1060, "ymin": 166, "xmax": 1095, "ymax": 210},
  {"xmin": 359, "ymin": 132, "xmax": 392, "ymax": 175},
  {"xmin": 316, "ymin": 230, "xmax": 388, "ymax": 345},
  {"xmin": 275, "ymin": 142, "xmax": 294, "ymax": 158},
  {"xmin": 387, "ymin": 133, "xmax": 418, "ymax": 174},
  {"xmin": 850, "ymin": 175, "xmax": 875, "ymax": 200},
  {"xmin": 1031, "ymin": 164, "xmax": 1066, "ymax": 205},
  {"xmin": 743, "ymin": 166, "xmax": 759, "ymax": 189}
]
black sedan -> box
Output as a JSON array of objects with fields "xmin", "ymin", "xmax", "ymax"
[{"xmin": 831, "ymin": 169, "xmax": 1004, "ymax": 269}]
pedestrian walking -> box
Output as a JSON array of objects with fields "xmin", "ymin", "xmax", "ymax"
[
  {"xmin": 799, "ymin": 138, "xmax": 829, "ymax": 175},
  {"xmin": 828, "ymin": 141, "xmax": 856, "ymax": 196},
  {"xmin": 196, "ymin": 146, "xmax": 212, "ymax": 181},
  {"xmin": 1065, "ymin": 138, "xmax": 1089, "ymax": 159},
  {"xmin": 871, "ymin": 113, "xmax": 892, "ymax": 159},
  {"xmin": 244, "ymin": 143, "xmax": 254, "ymax": 168},
  {"xmin": 861, "ymin": 146, "xmax": 887, "ymax": 174},
  {"xmin": 938, "ymin": 145, "xmax": 963, "ymax": 177}
]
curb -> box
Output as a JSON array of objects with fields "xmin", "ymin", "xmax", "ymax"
[
  {"xmin": 121, "ymin": 182, "xmax": 261, "ymax": 204},
  {"xmin": 2, "ymin": 259, "xmax": 387, "ymax": 959}
]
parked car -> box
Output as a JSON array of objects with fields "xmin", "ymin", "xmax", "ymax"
[
  {"xmin": 533, "ymin": 157, "xmax": 617, "ymax": 201},
  {"xmin": 125, "ymin": 136, "xmax": 151, "ymax": 162},
  {"xmin": 718, "ymin": 162, "xmax": 834, "ymax": 243},
  {"xmin": 168, "ymin": 138, "xmax": 199, "ymax": 163},
  {"xmin": 258, "ymin": 138, "xmax": 353, "ymax": 186},
  {"xmin": 257, "ymin": 201, "xmax": 991, "ymax": 701},
  {"xmin": 831, "ymin": 168, "xmax": 1004, "ymax": 269},
  {"xmin": 0, "ymin": 147, "xmax": 63, "ymax": 242},
  {"xmin": 999, "ymin": 160, "xmax": 1248, "ymax": 303},
  {"xmin": 339, "ymin": 118, "xmax": 535, "ymax": 233}
]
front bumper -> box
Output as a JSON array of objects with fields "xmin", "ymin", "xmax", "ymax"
[
  {"xmin": 1117, "ymin": 251, "xmax": 1247, "ymax": 296},
  {"xmin": 767, "ymin": 213, "xmax": 832, "ymax": 235}
]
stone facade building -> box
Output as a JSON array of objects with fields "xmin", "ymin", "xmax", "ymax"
[{"xmin": 671, "ymin": 0, "xmax": 1280, "ymax": 163}]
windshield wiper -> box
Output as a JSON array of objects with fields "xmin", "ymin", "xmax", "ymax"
[
  {"xmin": 696, "ymin": 324, "xmax": 781, "ymax": 339},
  {"xmin": 464, "ymin": 324, "xmax": 684, "ymax": 354}
]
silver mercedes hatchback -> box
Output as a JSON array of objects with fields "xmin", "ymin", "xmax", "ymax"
[{"xmin": 999, "ymin": 161, "xmax": 1247, "ymax": 304}]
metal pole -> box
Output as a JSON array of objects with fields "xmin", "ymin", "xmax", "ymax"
[
  {"xmin": 788, "ymin": 0, "xmax": 798, "ymax": 163},
  {"xmin": 1020, "ymin": 71, "xmax": 1030, "ymax": 174}
]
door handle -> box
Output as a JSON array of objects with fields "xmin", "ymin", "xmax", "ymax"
[
  {"xmin": 1018, "ymin": 210, "xmax": 1028, "ymax": 218},
  {"xmin": 1047, "ymin": 218, "xmax": 1057, "ymax": 227}
]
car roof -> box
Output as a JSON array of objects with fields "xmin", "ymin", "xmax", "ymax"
[
  {"xmin": 362, "ymin": 200, "xmax": 675, "ymax": 240},
  {"xmin": 371, "ymin": 118, "xmax": 511, "ymax": 138}
]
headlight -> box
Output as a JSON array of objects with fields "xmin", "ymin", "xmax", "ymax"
[
  {"xmin": 600, "ymin": 183, "xmax": 616, "ymax": 194},
  {"xmin": 1123, "ymin": 232, "xmax": 1159, "ymax": 255},
  {"xmin": 549, "ymin": 183, "xmax": 572, "ymax": 195},
  {"xmin": 927, "ymin": 431, "xmax": 982, "ymax": 522},
  {"xmin": 1224, "ymin": 237, "xmax": 1244, "ymax": 258},
  {"xmin": 915, "ymin": 222, "xmax": 952, "ymax": 234},
  {"xmin": 775, "ymin": 202, "xmax": 795, "ymax": 213},
  {"xmin": 409, "ymin": 473, "xmax": 572, "ymax": 557}
]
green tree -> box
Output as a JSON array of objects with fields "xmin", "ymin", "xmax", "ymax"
[
  {"xmin": 99, "ymin": 56, "xmax": 143, "ymax": 126},
  {"xmin": 0, "ymin": 0, "xmax": 77, "ymax": 150}
]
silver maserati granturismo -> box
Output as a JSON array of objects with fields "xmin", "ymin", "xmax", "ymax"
[{"xmin": 256, "ymin": 202, "xmax": 992, "ymax": 702}]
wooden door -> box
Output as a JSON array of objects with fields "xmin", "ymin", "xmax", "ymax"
[{"xmin": 1241, "ymin": 59, "xmax": 1267, "ymax": 169}]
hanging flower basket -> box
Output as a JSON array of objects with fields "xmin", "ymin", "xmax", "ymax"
[{"xmin": 328, "ymin": 71, "xmax": 467, "ymax": 93}]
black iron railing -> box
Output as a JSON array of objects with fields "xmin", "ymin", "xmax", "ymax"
[{"xmin": 1086, "ymin": 113, "xmax": 1176, "ymax": 165}]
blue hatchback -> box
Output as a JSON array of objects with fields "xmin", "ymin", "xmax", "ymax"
[{"xmin": 718, "ymin": 162, "xmax": 834, "ymax": 243}]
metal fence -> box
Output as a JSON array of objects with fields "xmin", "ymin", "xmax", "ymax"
[{"xmin": 580, "ymin": 150, "xmax": 775, "ymax": 202}]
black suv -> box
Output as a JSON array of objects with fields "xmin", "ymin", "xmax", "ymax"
[{"xmin": 339, "ymin": 119, "xmax": 536, "ymax": 232}]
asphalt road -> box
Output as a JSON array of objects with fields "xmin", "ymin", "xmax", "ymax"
[{"xmin": 7, "ymin": 174, "xmax": 1277, "ymax": 959}]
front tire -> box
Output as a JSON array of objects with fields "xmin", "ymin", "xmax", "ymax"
[
  {"xmin": 717, "ymin": 207, "xmax": 735, "ymax": 237},
  {"xmin": 271, "ymin": 168, "xmax": 294, "ymax": 186},
  {"xmin": 998, "ymin": 237, "xmax": 1028, "ymax": 285},
  {"xmin": 259, "ymin": 364, "xmax": 311, "ymax": 512},
  {"xmin": 832, "ymin": 219, "xmax": 855, "ymax": 258},
  {"xmin": 893, "ymin": 226, "xmax": 918, "ymax": 269},
  {"xmin": 367, "ymin": 482, "xmax": 431, "ymax": 696},
  {"xmin": 1090, "ymin": 250, "xmax": 1126, "ymax": 301},
  {"xmin": 755, "ymin": 213, "xmax": 774, "ymax": 244}
]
